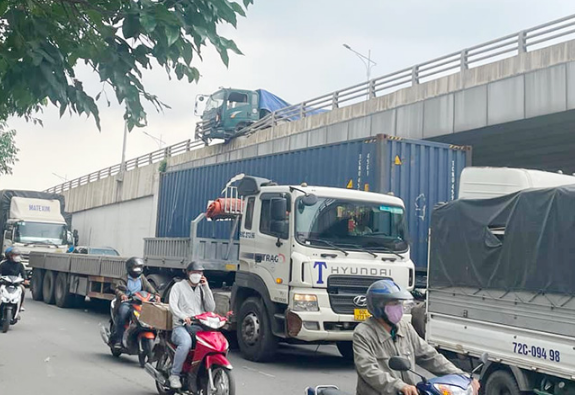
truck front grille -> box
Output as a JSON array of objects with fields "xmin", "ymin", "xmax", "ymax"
[{"xmin": 327, "ymin": 275, "xmax": 390, "ymax": 315}]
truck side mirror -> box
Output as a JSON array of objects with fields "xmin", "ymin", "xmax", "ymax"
[
  {"xmin": 302, "ymin": 194, "xmax": 318, "ymax": 206},
  {"xmin": 271, "ymin": 221, "xmax": 288, "ymax": 237},
  {"xmin": 271, "ymin": 198, "xmax": 287, "ymax": 221}
]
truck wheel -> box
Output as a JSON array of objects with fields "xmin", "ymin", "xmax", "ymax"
[
  {"xmin": 42, "ymin": 271, "xmax": 57, "ymax": 305},
  {"xmin": 336, "ymin": 341, "xmax": 354, "ymax": 361},
  {"xmin": 55, "ymin": 272, "xmax": 74, "ymax": 308},
  {"xmin": 31, "ymin": 269, "xmax": 44, "ymax": 301},
  {"xmin": 237, "ymin": 297, "xmax": 278, "ymax": 362},
  {"xmin": 484, "ymin": 370, "xmax": 520, "ymax": 395}
]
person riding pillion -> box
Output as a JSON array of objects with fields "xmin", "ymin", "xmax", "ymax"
[
  {"xmin": 0, "ymin": 247, "xmax": 29, "ymax": 311},
  {"xmin": 168, "ymin": 261, "xmax": 216, "ymax": 390},
  {"xmin": 353, "ymin": 279, "xmax": 480, "ymax": 395},
  {"xmin": 111, "ymin": 257, "xmax": 159, "ymax": 349}
]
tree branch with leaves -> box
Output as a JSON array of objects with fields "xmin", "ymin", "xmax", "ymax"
[{"xmin": 0, "ymin": 0, "xmax": 253, "ymax": 174}]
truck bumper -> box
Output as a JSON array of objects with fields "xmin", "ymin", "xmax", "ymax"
[{"xmin": 286, "ymin": 309, "xmax": 411, "ymax": 342}]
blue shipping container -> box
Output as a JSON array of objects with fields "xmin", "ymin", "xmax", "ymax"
[{"xmin": 157, "ymin": 135, "xmax": 471, "ymax": 270}]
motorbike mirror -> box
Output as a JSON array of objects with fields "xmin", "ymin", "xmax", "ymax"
[
  {"xmin": 388, "ymin": 356, "xmax": 412, "ymax": 372},
  {"xmin": 480, "ymin": 352, "xmax": 489, "ymax": 364}
]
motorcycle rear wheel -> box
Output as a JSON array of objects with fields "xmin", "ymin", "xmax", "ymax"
[
  {"xmin": 139, "ymin": 338, "xmax": 154, "ymax": 368},
  {"xmin": 155, "ymin": 352, "xmax": 175, "ymax": 395},
  {"xmin": 2, "ymin": 307, "xmax": 12, "ymax": 333},
  {"xmin": 203, "ymin": 366, "xmax": 235, "ymax": 395}
]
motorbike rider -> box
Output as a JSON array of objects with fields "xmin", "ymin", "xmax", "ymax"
[
  {"xmin": 0, "ymin": 247, "xmax": 28, "ymax": 311},
  {"xmin": 353, "ymin": 279, "xmax": 480, "ymax": 395},
  {"xmin": 110, "ymin": 257, "xmax": 159, "ymax": 350},
  {"xmin": 168, "ymin": 261, "xmax": 216, "ymax": 390}
]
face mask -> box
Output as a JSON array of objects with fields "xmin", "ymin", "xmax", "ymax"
[
  {"xmin": 13, "ymin": 255, "xmax": 22, "ymax": 263},
  {"xmin": 384, "ymin": 304, "xmax": 404, "ymax": 324},
  {"xmin": 189, "ymin": 273, "xmax": 202, "ymax": 285}
]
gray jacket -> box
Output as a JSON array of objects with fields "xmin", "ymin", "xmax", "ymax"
[{"xmin": 353, "ymin": 317, "xmax": 463, "ymax": 395}]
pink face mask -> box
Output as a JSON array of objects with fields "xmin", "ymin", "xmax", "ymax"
[{"xmin": 384, "ymin": 304, "xmax": 404, "ymax": 324}]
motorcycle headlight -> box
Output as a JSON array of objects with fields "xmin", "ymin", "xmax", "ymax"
[
  {"xmin": 433, "ymin": 384, "xmax": 473, "ymax": 395},
  {"xmin": 293, "ymin": 294, "xmax": 319, "ymax": 312},
  {"xmin": 199, "ymin": 317, "xmax": 225, "ymax": 329}
]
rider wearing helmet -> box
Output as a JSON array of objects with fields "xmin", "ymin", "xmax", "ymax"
[
  {"xmin": 110, "ymin": 257, "xmax": 159, "ymax": 349},
  {"xmin": 353, "ymin": 279, "xmax": 479, "ymax": 395},
  {"xmin": 0, "ymin": 247, "xmax": 28, "ymax": 310},
  {"xmin": 167, "ymin": 261, "xmax": 216, "ymax": 390}
]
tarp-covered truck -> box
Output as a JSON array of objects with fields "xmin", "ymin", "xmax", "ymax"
[
  {"xmin": 427, "ymin": 184, "xmax": 575, "ymax": 395},
  {"xmin": 0, "ymin": 190, "xmax": 71, "ymax": 277}
]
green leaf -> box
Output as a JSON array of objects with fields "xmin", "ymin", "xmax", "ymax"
[
  {"xmin": 166, "ymin": 26, "xmax": 180, "ymax": 47},
  {"xmin": 122, "ymin": 14, "xmax": 140, "ymax": 39},
  {"xmin": 181, "ymin": 43, "xmax": 193, "ymax": 65},
  {"xmin": 59, "ymin": 102, "xmax": 67, "ymax": 118},
  {"xmin": 140, "ymin": 12, "xmax": 157, "ymax": 33},
  {"xmin": 0, "ymin": 2, "xmax": 9, "ymax": 17}
]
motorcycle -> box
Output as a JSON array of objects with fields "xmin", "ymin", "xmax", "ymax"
[
  {"xmin": 100, "ymin": 291, "xmax": 157, "ymax": 367},
  {"xmin": 306, "ymin": 353, "xmax": 488, "ymax": 395},
  {"xmin": 145, "ymin": 311, "xmax": 235, "ymax": 395},
  {"xmin": 388, "ymin": 353, "xmax": 486, "ymax": 395},
  {"xmin": 0, "ymin": 275, "xmax": 24, "ymax": 333}
]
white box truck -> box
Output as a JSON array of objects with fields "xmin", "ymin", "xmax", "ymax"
[{"xmin": 0, "ymin": 190, "xmax": 71, "ymax": 277}]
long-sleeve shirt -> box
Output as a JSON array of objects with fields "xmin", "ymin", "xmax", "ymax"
[
  {"xmin": 169, "ymin": 280, "xmax": 216, "ymax": 328},
  {"xmin": 0, "ymin": 260, "xmax": 26, "ymax": 278},
  {"xmin": 353, "ymin": 317, "xmax": 464, "ymax": 395}
]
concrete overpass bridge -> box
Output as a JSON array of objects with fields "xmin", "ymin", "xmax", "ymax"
[{"xmin": 47, "ymin": 14, "xmax": 575, "ymax": 256}]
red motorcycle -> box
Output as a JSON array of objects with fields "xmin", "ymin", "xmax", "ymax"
[
  {"xmin": 100, "ymin": 291, "xmax": 157, "ymax": 367},
  {"xmin": 145, "ymin": 312, "xmax": 235, "ymax": 395}
]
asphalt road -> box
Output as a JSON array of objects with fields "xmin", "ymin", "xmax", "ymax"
[{"xmin": 0, "ymin": 294, "xmax": 357, "ymax": 395}]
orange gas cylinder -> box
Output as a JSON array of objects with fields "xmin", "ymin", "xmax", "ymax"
[{"xmin": 206, "ymin": 198, "xmax": 243, "ymax": 219}]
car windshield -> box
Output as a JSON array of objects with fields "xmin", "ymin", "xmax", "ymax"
[
  {"xmin": 204, "ymin": 90, "xmax": 225, "ymax": 112},
  {"xmin": 295, "ymin": 197, "xmax": 408, "ymax": 252},
  {"xmin": 89, "ymin": 248, "xmax": 119, "ymax": 256},
  {"xmin": 14, "ymin": 221, "xmax": 67, "ymax": 245}
]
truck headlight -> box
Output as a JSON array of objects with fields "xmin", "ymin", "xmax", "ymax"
[{"xmin": 293, "ymin": 294, "xmax": 319, "ymax": 312}]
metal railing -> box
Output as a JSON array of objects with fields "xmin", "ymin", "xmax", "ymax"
[
  {"xmin": 46, "ymin": 138, "xmax": 205, "ymax": 193},
  {"xmin": 47, "ymin": 13, "xmax": 575, "ymax": 194}
]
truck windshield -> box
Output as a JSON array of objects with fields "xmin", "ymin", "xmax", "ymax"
[
  {"xmin": 205, "ymin": 91, "xmax": 225, "ymax": 112},
  {"xmin": 295, "ymin": 197, "xmax": 408, "ymax": 252},
  {"xmin": 14, "ymin": 222, "xmax": 67, "ymax": 245}
]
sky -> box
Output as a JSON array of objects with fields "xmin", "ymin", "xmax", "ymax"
[{"xmin": 3, "ymin": 0, "xmax": 575, "ymax": 191}]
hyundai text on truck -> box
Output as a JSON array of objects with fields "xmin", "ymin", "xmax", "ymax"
[
  {"xmin": 425, "ymin": 168, "xmax": 575, "ymax": 394},
  {"xmin": 0, "ymin": 190, "xmax": 71, "ymax": 277}
]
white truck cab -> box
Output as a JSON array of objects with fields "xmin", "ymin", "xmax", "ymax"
[
  {"xmin": 231, "ymin": 176, "xmax": 415, "ymax": 360},
  {"xmin": 3, "ymin": 197, "xmax": 69, "ymax": 273}
]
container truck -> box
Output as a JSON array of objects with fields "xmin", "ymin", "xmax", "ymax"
[
  {"xmin": 158, "ymin": 135, "xmax": 471, "ymax": 286},
  {"xmin": 425, "ymin": 169, "xmax": 575, "ymax": 394},
  {"xmin": 0, "ymin": 190, "xmax": 71, "ymax": 277}
]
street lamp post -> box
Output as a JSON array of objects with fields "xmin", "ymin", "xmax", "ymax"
[
  {"xmin": 52, "ymin": 173, "xmax": 68, "ymax": 182},
  {"xmin": 142, "ymin": 131, "xmax": 166, "ymax": 149},
  {"xmin": 343, "ymin": 44, "xmax": 377, "ymax": 98}
]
